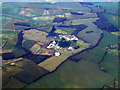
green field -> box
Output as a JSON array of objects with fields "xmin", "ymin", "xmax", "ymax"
[
  {"xmin": 23, "ymin": 29, "xmax": 49, "ymax": 43},
  {"xmin": 76, "ymin": 19, "xmax": 102, "ymax": 46},
  {"xmin": 56, "ymin": 27, "xmax": 76, "ymax": 34},
  {"xmin": 103, "ymin": 13, "xmax": 118, "ymax": 27},
  {"xmin": 70, "ymin": 47, "xmax": 105, "ymax": 64},
  {"xmin": 101, "ymin": 53, "xmax": 118, "ymax": 80},
  {"xmin": 98, "ymin": 31, "xmax": 118, "ymax": 48},
  {"xmin": 57, "ymin": 2, "xmax": 91, "ymax": 13},
  {"xmin": 66, "ymin": 13, "xmax": 97, "ymax": 20},
  {"xmin": 2, "ymin": 31, "xmax": 19, "ymax": 50},
  {"xmin": 26, "ymin": 60, "xmax": 114, "ymax": 88}
]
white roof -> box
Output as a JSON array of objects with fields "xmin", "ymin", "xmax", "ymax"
[
  {"xmin": 47, "ymin": 44, "xmax": 55, "ymax": 48},
  {"xmin": 52, "ymin": 41, "xmax": 56, "ymax": 44},
  {"xmin": 68, "ymin": 46, "xmax": 73, "ymax": 50},
  {"xmin": 55, "ymin": 51, "xmax": 61, "ymax": 56}
]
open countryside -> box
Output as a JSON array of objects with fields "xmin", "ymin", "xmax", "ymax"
[{"xmin": 1, "ymin": 2, "xmax": 119, "ymax": 88}]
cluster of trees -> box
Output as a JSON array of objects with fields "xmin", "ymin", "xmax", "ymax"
[{"xmin": 58, "ymin": 38, "xmax": 80, "ymax": 49}]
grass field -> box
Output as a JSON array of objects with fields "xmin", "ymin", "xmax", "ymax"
[
  {"xmin": 103, "ymin": 13, "xmax": 118, "ymax": 27},
  {"xmin": 97, "ymin": 31, "xmax": 118, "ymax": 48},
  {"xmin": 57, "ymin": 2, "xmax": 91, "ymax": 13},
  {"xmin": 76, "ymin": 19, "xmax": 102, "ymax": 46},
  {"xmin": 26, "ymin": 60, "xmax": 114, "ymax": 88},
  {"xmin": 55, "ymin": 28, "xmax": 67, "ymax": 34},
  {"xmin": 23, "ymin": 29, "xmax": 49, "ymax": 43},
  {"xmin": 101, "ymin": 53, "xmax": 118, "ymax": 80},
  {"xmin": 66, "ymin": 13, "xmax": 97, "ymax": 20},
  {"xmin": 70, "ymin": 47, "xmax": 105, "ymax": 64},
  {"xmin": 3, "ymin": 77, "xmax": 27, "ymax": 88},
  {"xmin": 56, "ymin": 27, "xmax": 76, "ymax": 34},
  {"xmin": 71, "ymin": 18, "xmax": 99, "ymax": 25},
  {"xmin": 12, "ymin": 47, "xmax": 26, "ymax": 58},
  {"xmin": 2, "ymin": 31, "xmax": 19, "ymax": 50}
]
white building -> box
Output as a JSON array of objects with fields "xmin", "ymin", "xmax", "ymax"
[
  {"xmin": 47, "ymin": 43, "xmax": 55, "ymax": 49},
  {"xmin": 55, "ymin": 51, "xmax": 61, "ymax": 56},
  {"xmin": 68, "ymin": 46, "xmax": 73, "ymax": 50},
  {"xmin": 59, "ymin": 35, "xmax": 78, "ymax": 41},
  {"xmin": 52, "ymin": 41, "xmax": 56, "ymax": 44},
  {"xmin": 56, "ymin": 45, "xmax": 60, "ymax": 49}
]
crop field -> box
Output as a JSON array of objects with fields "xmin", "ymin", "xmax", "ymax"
[
  {"xmin": 29, "ymin": 44, "xmax": 41, "ymax": 54},
  {"xmin": 92, "ymin": 2, "xmax": 118, "ymax": 15},
  {"xmin": 2, "ymin": 18, "xmax": 9, "ymax": 26},
  {"xmin": 66, "ymin": 13, "xmax": 97, "ymax": 20},
  {"xmin": 55, "ymin": 28, "xmax": 67, "ymax": 34},
  {"xmin": 78, "ymin": 33, "xmax": 101, "ymax": 45},
  {"xmin": 2, "ymin": 62, "xmax": 24, "ymax": 85},
  {"xmin": 36, "ymin": 24, "xmax": 52, "ymax": 32},
  {"xmin": 71, "ymin": 18, "xmax": 99, "ymax": 25},
  {"xmin": 70, "ymin": 47, "xmax": 105, "ymax": 64},
  {"xmin": 97, "ymin": 31, "xmax": 118, "ymax": 48},
  {"xmin": 57, "ymin": 2, "xmax": 91, "ymax": 13},
  {"xmin": 2, "ymin": 58, "xmax": 49, "ymax": 86},
  {"xmin": 2, "ymin": 31, "xmax": 19, "ymax": 50},
  {"xmin": 32, "ymin": 16, "xmax": 55, "ymax": 25},
  {"xmin": 2, "ymin": 21, "xmax": 16, "ymax": 30},
  {"xmin": 38, "ymin": 51, "xmax": 71, "ymax": 72},
  {"xmin": 103, "ymin": 13, "xmax": 118, "ymax": 27},
  {"xmin": 26, "ymin": 60, "xmax": 113, "ymax": 88},
  {"xmin": 76, "ymin": 20, "xmax": 102, "ymax": 46},
  {"xmin": 14, "ymin": 59, "xmax": 49, "ymax": 84},
  {"xmin": 26, "ymin": 3, "xmax": 57, "ymax": 9},
  {"xmin": 3, "ymin": 77, "xmax": 27, "ymax": 88},
  {"xmin": 89, "ymin": 6, "xmax": 104, "ymax": 13},
  {"xmin": 56, "ymin": 27, "xmax": 76, "ymax": 34},
  {"xmin": 22, "ymin": 40, "xmax": 36, "ymax": 50},
  {"xmin": 12, "ymin": 47, "xmax": 26, "ymax": 58},
  {"xmin": 23, "ymin": 29, "xmax": 49, "ymax": 43},
  {"xmin": 101, "ymin": 53, "xmax": 118, "ymax": 80},
  {"xmin": 19, "ymin": 8, "xmax": 44, "ymax": 17}
]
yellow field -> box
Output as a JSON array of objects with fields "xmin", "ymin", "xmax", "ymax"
[
  {"xmin": 38, "ymin": 52, "xmax": 71, "ymax": 72},
  {"xmin": 30, "ymin": 44, "xmax": 40, "ymax": 54}
]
